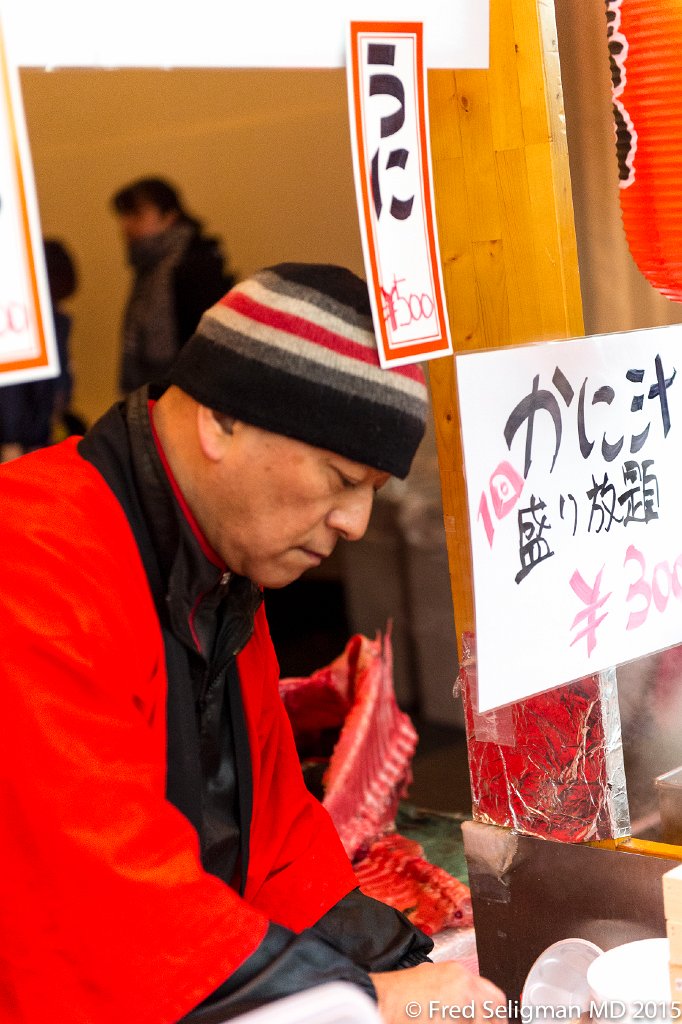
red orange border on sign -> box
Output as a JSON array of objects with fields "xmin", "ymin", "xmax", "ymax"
[
  {"xmin": 349, "ymin": 21, "xmax": 451, "ymax": 366},
  {"xmin": 0, "ymin": 18, "xmax": 49, "ymax": 372}
]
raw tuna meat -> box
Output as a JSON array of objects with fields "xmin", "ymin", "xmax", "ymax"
[
  {"xmin": 353, "ymin": 833, "xmax": 473, "ymax": 935},
  {"xmin": 279, "ymin": 658, "xmax": 352, "ymax": 760},
  {"xmin": 280, "ymin": 631, "xmax": 417, "ymax": 858},
  {"xmin": 279, "ymin": 631, "xmax": 474, "ymax": 937},
  {"xmin": 319, "ymin": 632, "xmax": 418, "ymax": 861}
]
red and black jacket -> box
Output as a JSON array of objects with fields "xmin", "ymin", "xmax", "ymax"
[{"xmin": 0, "ymin": 385, "xmax": 429, "ymax": 1023}]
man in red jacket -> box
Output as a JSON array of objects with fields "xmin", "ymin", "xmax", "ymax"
[{"xmin": 0, "ymin": 263, "xmax": 503, "ymax": 1023}]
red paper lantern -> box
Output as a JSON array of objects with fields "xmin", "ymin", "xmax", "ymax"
[{"xmin": 606, "ymin": 0, "xmax": 682, "ymax": 301}]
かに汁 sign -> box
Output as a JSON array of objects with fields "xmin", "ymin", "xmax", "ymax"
[
  {"xmin": 457, "ymin": 326, "xmax": 682, "ymax": 712},
  {"xmin": 0, "ymin": 13, "xmax": 57, "ymax": 386},
  {"xmin": 347, "ymin": 22, "xmax": 453, "ymax": 369}
]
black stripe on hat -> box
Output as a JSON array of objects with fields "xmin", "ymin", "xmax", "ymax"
[
  {"xmin": 169, "ymin": 333, "xmax": 424, "ymax": 479},
  {"xmin": 266, "ymin": 263, "xmax": 373, "ymax": 318},
  {"xmin": 197, "ymin": 314, "xmax": 425, "ymax": 419}
]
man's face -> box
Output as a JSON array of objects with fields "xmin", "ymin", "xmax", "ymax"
[
  {"xmin": 196, "ymin": 422, "xmax": 390, "ymax": 589},
  {"xmin": 118, "ymin": 203, "xmax": 177, "ymax": 243}
]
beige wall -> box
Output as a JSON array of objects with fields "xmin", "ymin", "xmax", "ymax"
[
  {"xmin": 19, "ymin": 9, "xmax": 682, "ymax": 426},
  {"xmin": 19, "ymin": 68, "xmax": 364, "ymax": 425}
]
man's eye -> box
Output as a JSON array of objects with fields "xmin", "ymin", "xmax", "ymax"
[{"xmin": 337, "ymin": 470, "xmax": 360, "ymax": 489}]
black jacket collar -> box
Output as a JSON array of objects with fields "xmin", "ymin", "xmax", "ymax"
[
  {"xmin": 80, "ymin": 384, "xmax": 262, "ymax": 664},
  {"xmin": 78, "ymin": 385, "xmax": 259, "ymax": 887}
]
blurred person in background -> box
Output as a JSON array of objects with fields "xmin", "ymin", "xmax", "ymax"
[
  {"xmin": 111, "ymin": 175, "xmax": 235, "ymax": 393},
  {"xmin": 0, "ymin": 238, "xmax": 78, "ymax": 462}
]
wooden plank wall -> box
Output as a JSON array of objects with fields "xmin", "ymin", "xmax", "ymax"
[{"xmin": 426, "ymin": 0, "xmax": 585, "ymax": 653}]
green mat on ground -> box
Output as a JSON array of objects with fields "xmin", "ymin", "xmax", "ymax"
[{"xmin": 396, "ymin": 803, "xmax": 471, "ymax": 885}]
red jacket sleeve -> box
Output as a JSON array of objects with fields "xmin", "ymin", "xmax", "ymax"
[{"xmin": 0, "ymin": 448, "xmax": 268, "ymax": 1024}]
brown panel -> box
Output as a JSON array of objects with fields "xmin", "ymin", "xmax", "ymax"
[{"xmin": 464, "ymin": 821, "xmax": 681, "ymax": 999}]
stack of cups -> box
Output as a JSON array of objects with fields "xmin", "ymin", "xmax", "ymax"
[{"xmin": 523, "ymin": 937, "xmax": 675, "ymax": 1023}]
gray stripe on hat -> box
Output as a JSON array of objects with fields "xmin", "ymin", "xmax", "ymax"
[
  {"xmin": 255, "ymin": 268, "xmax": 376, "ymax": 333},
  {"xmin": 201, "ymin": 302, "xmax": 427, "ymax": 403},
  {"xmin": 236, "ymin": 277, "xmax": 377, "ymax": 353},
  {"xmin": 197, "ymin": 317, "xmax": 427, "ymax": 419}
]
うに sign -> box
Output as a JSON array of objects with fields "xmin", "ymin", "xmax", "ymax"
[{"xmin": 347, "ymin": 22, "xmax": 452, "ymax": 368}]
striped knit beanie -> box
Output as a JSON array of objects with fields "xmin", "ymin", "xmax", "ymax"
[{"xmin": 169, "ymin": 263, "xmax": 429, "ymax": 478}]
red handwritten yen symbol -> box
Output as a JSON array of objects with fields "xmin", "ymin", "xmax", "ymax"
[{"xmin": 569, "ymin": 566, "xmax": 612, "ymax": 657}]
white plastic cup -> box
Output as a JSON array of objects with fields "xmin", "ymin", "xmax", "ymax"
[
  {"xmin": 586, "ymin": 938, "xmax": 673, "ymax": 1024},
  {"xmin": 522, "ymin": 938, "xmax": 604, "ymax": 1012}
]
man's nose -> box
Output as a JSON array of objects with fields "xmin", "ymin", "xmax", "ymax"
[{"xmin": 327, "ymin": 487, "xmax": 375, "ymax": 542}]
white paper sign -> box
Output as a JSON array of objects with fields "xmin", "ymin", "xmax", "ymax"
[
  {"xmin": 0, "ymin": 14, "xmax": 57, "ymax": 386},
  {"xmin": 4, "ymin": 1, "xmax": 489, "ymax": 70},
  {"xmin": 457, "ymin": 326, "xmax": 682, "ymax": 712},
  {"xmin": 347, "ymin": 22, "xmax": 453, "ymax": 368}
]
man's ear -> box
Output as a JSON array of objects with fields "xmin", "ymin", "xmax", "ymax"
[{"xmin": 196, "ymin": 405, "xmax": 233, "ymax": 462}]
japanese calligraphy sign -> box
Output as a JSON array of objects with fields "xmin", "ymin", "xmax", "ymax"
[
  {"xmin": 6, "ymin": 1, "xmax": 489, "ymax": 70},
  {"xmin": 0, "ymin": 11, "xmax": 57, "ymax": 386},
  {"xmin": 457, "ymin": 326, "xmax": 682, "ymax": 712},
  {"xmin": 347, "ymin": 22, "xmax": 453, "ymax": 368}
]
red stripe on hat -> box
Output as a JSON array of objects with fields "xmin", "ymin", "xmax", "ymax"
[{"xmin": 219, "ymin": 290, "xmax": 424, "ymax": 384}]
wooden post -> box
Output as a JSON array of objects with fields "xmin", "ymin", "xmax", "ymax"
[{"xmin": 427, "ymin": 0, "xmax": 584, "ymax": 654}]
